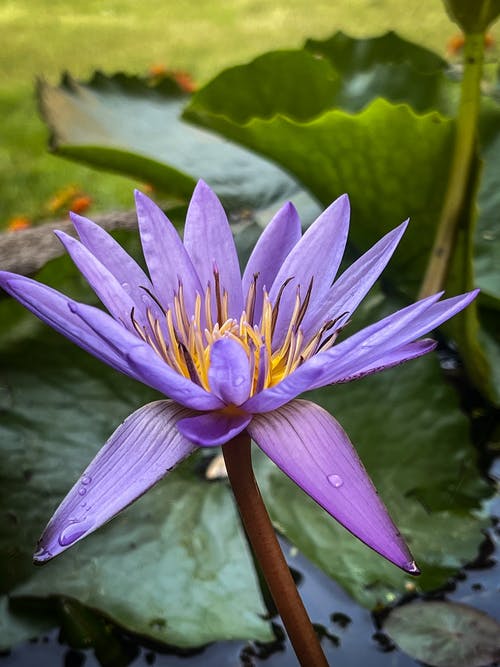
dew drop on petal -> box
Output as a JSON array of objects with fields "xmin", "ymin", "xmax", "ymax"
[
  {"xmin": 405, "ymin": 560, "xmax": 421, "ymax": 575},
  {"xmin": 33, "ymin": 545, "xmax": 53, "ymax": 561},
  {"xmin": 234, "ymin": 375, "xmax": 246, "ymax": 387},
  {"xmin": 58, "ymin": 518, "xmax": 94, "ymax": 547},
  {"xmin": 81, "ymin": 474, "xmax": 91, "ymax": 485},
  {"xmin": 78, "ymin": 487, "xmax": 86, "ymax": 496},
  {"xmin": 121, "ymin": 281, "xmax": 130, "ymax": 292},
  {"xmin": 327, "ymin": 474, "xmax": 344, "ymax": 488}
]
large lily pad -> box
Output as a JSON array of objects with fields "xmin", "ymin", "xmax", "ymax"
[{"xmin": 37, "ymin": 71, "xmax": 300, "ymax": 210}]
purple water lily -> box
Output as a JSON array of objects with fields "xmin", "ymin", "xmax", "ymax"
[{"xmin": 0, "ymin": 181, "xmax": 477, "ymax": 571}]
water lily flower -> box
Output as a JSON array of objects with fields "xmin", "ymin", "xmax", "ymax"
[{"xmin": 0, "ymin": 181, "xmax": 477, "ymax": 571}]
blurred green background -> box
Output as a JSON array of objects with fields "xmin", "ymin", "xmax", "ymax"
[{"xmin": 0, "ymin": 0, "xmax": 494, "ymax": 227}]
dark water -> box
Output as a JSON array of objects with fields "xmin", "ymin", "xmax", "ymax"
[{"xmin": 2, "ymin": 496, "xmax": 498, "ymax": 667}]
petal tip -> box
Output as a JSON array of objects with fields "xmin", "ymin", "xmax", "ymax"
[{"xmin": 404, "ymin": 559, "xmax": 421, "ymax": 576}]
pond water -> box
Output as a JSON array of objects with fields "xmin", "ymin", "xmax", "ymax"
[{"xmin": 2, "ymin": 485, "xmax": 498, "ymax": 667}]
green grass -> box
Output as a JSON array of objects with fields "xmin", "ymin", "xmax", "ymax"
[{"xmin": 0, "ymin": 0, "xmax": 491, "ymax": 227}]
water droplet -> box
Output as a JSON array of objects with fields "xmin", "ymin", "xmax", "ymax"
[
  {"xmin": 234, "ymin": 375, "xmax": 246, "ymax": 386},
  {"xmin": 33, "ymin": 545, "xmax": 53, "ymax": 562},
  {"xmin": 78, "ymin": 487, "xmax": 87, "ymax": 496},
  {"xmin": 327, "ymin": 474, "xmax": 343, "ymax": 488},
  {"xmin": 405, "ymin": 560, "xmax": 420, "ymax": 575},
  {"xmin": 58, "ymin": 518, "xmax": 93, "ymax": 547},
  {"xmin": 121, "ymin": 281, "xmax": 130, "ymax": 291},
  {"xmin": 81, "ymin": 474, "xmax": 91, "ymax": 485}
]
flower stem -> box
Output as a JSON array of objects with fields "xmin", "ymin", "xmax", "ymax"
[
  {"xmin": 418, "ymin": 31, "xmax": 485, "ymax": 299},
  {"xmin": 222, "ymin": 434, "xmax": 328, "ymax": 667}
]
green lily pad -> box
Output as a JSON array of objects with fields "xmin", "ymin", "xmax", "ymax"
[
  {"xmin": 304, "ymin": 31, "xmax": 457, "ymax": 114},
  {"xmin": 37, "ymin": 71, "xmax": 300, "ymax": 210},
  {"xmin": 384, "ymin": 600, "xmax": 500, "ymax": 667},
  {"xmin": 186, "ymin": 94, "xmax": 455, "ymax": 296},
  {"xmin": 254, "ymin": 291, "xmax": 490, "ymax": 608}
]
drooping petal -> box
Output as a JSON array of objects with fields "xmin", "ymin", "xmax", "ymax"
[
  {"xmin": 248, "ymin": 399, "xmax": 418, "ymax": 573},
  {"xmin": 307, "ymin": 290, "xmax": 479, "ymax": 389},
  {"xmin": 33, "ymin": 400, "xmax": 197, "ymax": 563},
  {"xmin": 269, "ymin": 194, "xmax": 350, "ymax": 346},
  {"xmin": 303, "ymin": 220, "xmax": 408, "ymax": 340},
  {"xmin": 332, "ymin": 339, "xmax": 437, "ymax": 383},
  {"xmin": 0, "ymin": 272, "xmax": 138, "ymax": 379},
  {"xmin": 208, "ymin": 336, "xmax": 251, "ymax": 405},
  {"xmin": 242, "ymin": 201, "xmax": 302, "ymax": 318},
  {"xmin": 135, "ymin": 190, "xmax": 202, "ymax": 314},
  {"xmin": 177, "ymin": 410, "xmax": 251, "ymax": 447},
  {"xmin": 54, "ymin": 231, "xmax": 137, "ymax": 329},
  {"xmin": 70, "ymin": 302, "xmax": 224, "ymax": 411},
  {"xmin": 183, "ymin": 180, "xmax": 244, "ymax": 317},
  {"xmin": 70, "ymin": 212, "xmax": 157, "ymax": 311}
]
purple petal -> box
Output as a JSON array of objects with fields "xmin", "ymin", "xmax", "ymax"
[
  {"xmin": 333, "ymin": 339, "xmax": 437, "ymax": 383},
  {"xmin": 70, "ymin": 301, "xmax": 224, "ymax": 411},
  {"xmin": 183, "ymin": 180, "xmax": 243, "ymax": 318},
  {"xmin": 308, "ymin": 290, "xmax": 479, "ymax": 389},
  {"xmin": 135, "ymin": 190, "xmax": 202, "ymax": 314},
  {"xmin": 0, "ymin": 272, "xmax": 139, "ymax": 379},
  {"xmin": 303, "ymin": 221, "xmax": 408, "ymax": 340},
  {"xmin": 242, "ymin": 201, "xmax": 301, "ymax": 319},
  {"xmin": 70, "ymin": 212, "xmax": 157, "ymax": 311},
  {"xmin": 34, "ymin": 400, "xmax": 197, "ymax": 563},
  {"xmin": 248, "ymin": 399, "xmax": 417, "ymax": 572},
  {"xmin": 54, "ymin": 231, "xmax": 137, "ymax": 329},
  {"xmin": 177, "ymin": 410, "xmax": 251, "ymax": 447},
  {"xmin": 269, "ymin": 194, "xmax": 350, "ymax": 346},
  {"xmin": 208, "ymin": 337, "xmax": 251, "ymax": 405}
]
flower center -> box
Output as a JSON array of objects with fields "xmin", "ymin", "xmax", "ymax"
[{"xmin": 130, "ymin": 271, "xmax": 347, "ymax": 397}]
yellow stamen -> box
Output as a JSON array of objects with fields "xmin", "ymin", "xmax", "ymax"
[{"xmin": 130, "ymin": 270, "xmax": 346, "ymax": 398}]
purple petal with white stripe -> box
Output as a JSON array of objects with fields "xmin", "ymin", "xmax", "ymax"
[
  {"xmin": 54, "ymin": 231, "xmax": 137, "ymax": 329},
  {"xmin": 0, "ymin": 272, "xmax": 138, "ymax": 379},
  {"xmin": 269, "ymin": 194, "xmax": 350, "ymax": 346},
  {"xmin": 183, "ymin": 180, "xmax": 243, "ymax": 317},
  {"xmin": 70, "ymin": 212, "xmax": 156, "ymax": 309},
  {"xmin": 242, "ymin": 201, "xmax": 301, "ymax": 319},
  {"xmin": 248, "ymin": 399, "xmax": 418, "ymax": 573},
  {"xmin": 303, "ymin": 220, "xmax": 408, "ymax": 339},
  {"xmin": 135, "ymin": 190, "xmax": 202, "ymax": 314},
  {"xmin": 34, "ymin": 400, "xmax": 197, "ymax": 563}
]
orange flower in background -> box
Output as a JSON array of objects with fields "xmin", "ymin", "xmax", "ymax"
[
  {"xmin": 148, "ymin": 63, "xmax": 168, "ymax": 78},
  {"xmin": 447, "ymin": 32, "xmax": 495, "ymax": 56},
  {"xmin": 46, "ymin": 185, "xmax": 93, "ymax": 217},
  {"xmin": 69, "ymin": 195, "xmax": 92, "ymax": 215},
  {"xmin": 47, "ymin": 185, "xmax": 80, "ymax": 215},
  {"xmin": 6, "ymin": 216, "xmax": 32, "ymax": 232},
  {"xmin": 147, "ymin": 64, "xmax": 197, "ymax": 93}
]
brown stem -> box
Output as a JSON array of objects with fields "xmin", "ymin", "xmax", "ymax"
[{"xmin": 222, "ymin": 433, "xmax": 329, "ymax": 667}]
